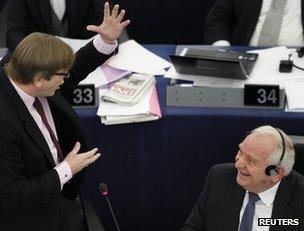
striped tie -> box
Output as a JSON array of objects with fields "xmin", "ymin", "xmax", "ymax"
[{"xmin": 257, "ymin": 0, "xmax": 287, "ymax": 47}]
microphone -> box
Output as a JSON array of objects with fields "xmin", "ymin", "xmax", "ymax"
[{"xmin": 98, "ymin": 183, "xmax": 121, "ymax": 231}]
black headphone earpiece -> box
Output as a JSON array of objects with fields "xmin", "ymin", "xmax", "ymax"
[
  {"xmin": 265, "ymin": 129, "xmax": 286, "ymax": 176},
  {"xmin": 265, "ymin": 165, "xmax": 278, "ymax": 177},
  {"xmin": 298, "ymin": 47, "xmax": 304, "ymax": 58}
]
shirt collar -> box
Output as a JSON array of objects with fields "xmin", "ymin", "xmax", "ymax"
[
  {"xmin": 257, "ymin": 181, "xmax": 281, "ymax": 207},
  {"xmin": 9, "ymin": 77, "xmax": 35, "ymax": 109}
]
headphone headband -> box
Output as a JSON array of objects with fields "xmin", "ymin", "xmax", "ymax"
[{"xmin": 265, "ymin": 128, "xmax": 286, "ymax": 176}]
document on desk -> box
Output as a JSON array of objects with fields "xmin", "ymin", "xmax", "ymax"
[
  {"xmin": 107, "ymin": 40, "xmax": 172, "ymax": 75},
  {"xmin": 80, "ymin": 64, "xmax": 131, "ymax": 88},
  {"xmin": 101, "ymin": 73, "xmax": 155, "ymax": 105},
  {"xmin": 246, "ymin": 47, "xmax": 304, "ymax": 86},
  {"xmin": 97, "ymin": 84, "xmax": 162, "ymax": 125},
  {"xmin": 285, "ymin": 79, "xmax": 304, "ymax": 111},
  {"xmin": 59, "ymin": 37, "xmax": 171, "ymax": 75}
]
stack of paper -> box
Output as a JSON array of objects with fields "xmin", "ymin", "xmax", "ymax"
[
  {"xmin": 58, "ymin": 36, "xmax": 165, "ymax": 123},
  {"xmin": 98, "ymin": 85, "xmax": 162, "ymax": 125}
]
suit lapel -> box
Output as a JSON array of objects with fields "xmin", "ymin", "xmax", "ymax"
[
  {"xmin": 0, "ymin": 74, "xmax": 56, "ymax": 167},
  {"xmin": 65, "ymin": 0, "xmax": 77, "ymax": 35},
  {"xmin": 36, "ymin": 0, "xmax": 53, "ymax": 32},
  {"xmin": 219, "ymin": 181, "xmax": 245, "ymax": 231},
  {"xmin": 270, "ymin": 177, "xmax": 293, "ymax": 231},
  {"xmin": 243, "ymin": 0, "xmax": 263, "ymax": 44}
]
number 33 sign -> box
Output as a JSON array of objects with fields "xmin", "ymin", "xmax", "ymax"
[{"xmin": 67, "ymin": 84, "xmax": 97, "ymax": 107}]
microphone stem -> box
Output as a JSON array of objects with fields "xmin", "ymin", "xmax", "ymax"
[{"xmin": 105, "ymin": 197, "xmax": 121, "ymax": 231}]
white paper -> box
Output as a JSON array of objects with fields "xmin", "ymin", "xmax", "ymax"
[
  {"xmin": 101, "ymin": 114, "xmax": 159, "ymax": 125},
  {"xmin": 97, "ymin": 85, "xmax": 154, "ymax": 116},
  {"xmin": 80, "ymin": 66, "xmax": 108, "ymax": 87},
  {"xmin": 57, "ymin": 36, "xmax": 94, "ymax": 53},
  {"xmin": 246, "ymin": 47, "xmax": 304, "ymax": 87},
  {"xmin": 80, "ymin": 65, "xmax": 131, "ymax": 88},
  {"xmin": 285, "ymin": 79, "xmax": 304, "ymax": 110},
  {"xmin": 107, "ymin": 40, "xmax": 172, "ymax": 75},
  {"xmin": 164, "ymin": 66, "xmax": 246, "ymax": 88}
]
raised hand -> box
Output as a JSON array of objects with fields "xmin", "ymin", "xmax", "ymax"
[{"xmin": 87, "ymin": 2, "xmax": 130, "ymax": 44}]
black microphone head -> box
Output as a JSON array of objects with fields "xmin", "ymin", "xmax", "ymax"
[{"xmin": 99, "ymin": 183, "xmax": 108, "ymax": 196}]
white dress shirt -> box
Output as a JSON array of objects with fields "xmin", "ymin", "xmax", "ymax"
[
  {"xmin": 50, "ymin": 0, "xmax": 66, "ymax": 20},
  {"xmin": 238, "ymin": 181, "xmax": 281, "ymax": 231},
  {"xmin": 213, "ymin": 0, "xmax": 304, "ymax": 46}
]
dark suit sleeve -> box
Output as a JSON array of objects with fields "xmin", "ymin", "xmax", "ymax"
[
  {"xmin": 0, "ymin": 121, "xmax": 61, "ymax": 212},
  {"xmin": 59, "ymin": 40, "xmax": 112, "ymax": 99},
  {"xmin": 0, "ymin": 0, "xmax": 7, "ymax": 10},
  {"xmin": 204, "ymin": 0, "xmax": 237, "ymax": 44},
  {"xmin": 181, "ymin": 167, "xmax": 215, "ymax": 231},
  {"xmin": 6, "ymin": 0, "xmax": 36, "ymax": 50}
]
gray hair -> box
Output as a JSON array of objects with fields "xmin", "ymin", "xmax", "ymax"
[{"xmin": 250, "ymin": 125, "xmax": 295, "ymax": 176}]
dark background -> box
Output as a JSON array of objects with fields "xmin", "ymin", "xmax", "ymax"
[
  {"xmin": 0, "ymin": 0, "xmax": 216, "ymax": 45},
  {"xmin": 115, "ymin": 0, "xmax": 215, "ymax": 44}
]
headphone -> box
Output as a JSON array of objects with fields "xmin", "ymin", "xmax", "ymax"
[
  {"xmin": 298, "ymin": 47, "xmax": 304, "ymax": 58},
  {"xmin": 265, "ymin": 129, "xmax": 286, "ymax": 176}
]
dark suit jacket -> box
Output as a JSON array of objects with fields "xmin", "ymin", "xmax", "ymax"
[
  {"xmin": 0, "ymin": 41, "xmax": 110, "ymax": 231},
  {"xmin": 182, "ymin": 163, "xmax": 304, "ymax": 231},
  {"xmin": 204, "ymin": 0, "xmax": 304, "ymax": 45},
  {"xmin": 0, "ymin": 0, "xmax": 6, "ymax": 10},
  {"xmin": 6, "ymin": 0, "xmax": 103, "ymax": 50}
]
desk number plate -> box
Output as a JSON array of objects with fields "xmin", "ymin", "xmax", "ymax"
[
  {"xmin": 68, "ymin": 84, "xmax": 97, "ymax": 107},
  {"xmin": 244, "ymin": 84, "xmax": 280, "ymax": 107}
]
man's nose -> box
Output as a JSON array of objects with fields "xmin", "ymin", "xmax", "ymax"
[{"xmin": 235, "ymin": 154, "xmax": 244, "ymax": 168}]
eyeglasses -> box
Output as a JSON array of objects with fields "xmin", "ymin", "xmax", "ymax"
[{"xmin": 54, "ymin": 72, "xmax": 70, "ymax": 79}]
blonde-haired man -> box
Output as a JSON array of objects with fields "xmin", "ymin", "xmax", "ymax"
[{"xmin": 0, "ymin": 2, "xmax": 129, "ymax": 231}]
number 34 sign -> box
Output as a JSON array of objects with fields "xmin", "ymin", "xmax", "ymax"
[
  {"xmin": 244, "ymin": 84, "xmax": 280, "ymax": 107},
  {"xmin": 67, "ymin": 84, "xmax": 98, "ymax": 107}
]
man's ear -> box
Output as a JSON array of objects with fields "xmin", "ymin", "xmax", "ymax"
[{"xmin": 33, "ymin": 74, "xmax": 45, "ymax": 88}]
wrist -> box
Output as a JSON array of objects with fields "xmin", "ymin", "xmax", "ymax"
[{"xmin": 99, "ymin": 35, "xmax": 115, "ymax": 44}]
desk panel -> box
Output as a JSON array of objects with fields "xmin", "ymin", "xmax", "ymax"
[{"xmin": 77, "ymin": 45, "xmax": 304, "ymax": 231}]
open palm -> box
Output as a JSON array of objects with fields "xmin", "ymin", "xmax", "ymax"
[{"xmin": 87, "ymin": 2, "xmax": 130, "ymax": 44}]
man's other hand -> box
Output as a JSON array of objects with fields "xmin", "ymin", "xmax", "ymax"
[{"xmin": 65, "ymin": 142, "xmax": 101, "ymax": 175}]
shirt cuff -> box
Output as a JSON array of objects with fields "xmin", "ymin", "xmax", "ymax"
[
  {"xmin": 93, "ymin": 35, "xmax": 118, "ymax": 55},
  {"xmin": 54, "ymin": 161, "xmax": 73, "ymax": 190},
  {"xmin": 212, "ymin": 40, "xmax": 231, "ymax": 46}
]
